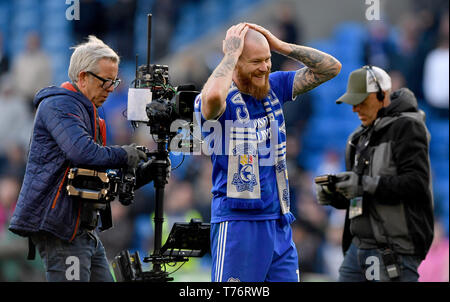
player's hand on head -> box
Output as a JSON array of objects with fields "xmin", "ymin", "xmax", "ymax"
[
  {"xmin": 246, "ymin": 23, "xmax": 284, "ymax": 52},
  {"xmin": 223, "ymin": 23, "xmax": 249, "ymax": 57}
]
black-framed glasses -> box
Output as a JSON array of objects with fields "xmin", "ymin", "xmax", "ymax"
[{"xmin": 86, "ymin": 71, "xmax": 121, "ymax": 89}]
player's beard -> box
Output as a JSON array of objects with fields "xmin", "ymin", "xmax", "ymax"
[{"xmin": 236, "ymin": 68, "xmax": 271, "ymax": 100}]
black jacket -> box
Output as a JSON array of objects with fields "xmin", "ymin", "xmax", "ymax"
[{"xmin": 330, "ymin": 88, "xmax": 434, "ymax": 259}]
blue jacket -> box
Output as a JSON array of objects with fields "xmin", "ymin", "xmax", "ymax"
[{"xmin": 9, "ymin": 85, "xmax": 128, "ymax": 242}]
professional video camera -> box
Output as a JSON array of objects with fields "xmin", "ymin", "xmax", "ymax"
[
  {"xmin": 66, "ymin": 146, "xmax": 152, "ymax": 207},
  {"xmin": 112, "ymin": 14, "xmax": 209, "ymax": 282},
  {"xmin": 133, "ymin": 62, "xmax": 199, "ymax": 141},
  {"xmin": 66, "ymin": 167, "xmax": 135, "ymax": 205},
  {"xmin": 127, "ymin": 16, "xmax": 200, "ymax": 151}
]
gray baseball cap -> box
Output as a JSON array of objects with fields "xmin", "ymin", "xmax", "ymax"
[{"xmin": 336, "ymin": 66, "xmax": 391, "ymax": 105}]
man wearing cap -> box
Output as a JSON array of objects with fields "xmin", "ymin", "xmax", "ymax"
[{"xmin": 315, "ymin": 65, "xmax": 434, "ymax": 282}]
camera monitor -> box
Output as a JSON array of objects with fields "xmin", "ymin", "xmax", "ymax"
[{"xmin": 159, "ymin": 219, "xmax": 210, "ymax": 258}]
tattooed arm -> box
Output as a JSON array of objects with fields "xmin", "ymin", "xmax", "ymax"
[
  {"xmin": 287, "ymin": 45, "xmax": 342, "ymax": 96},
  {"xmin": 247, "ymin": 23, "xmax": 342, "ymax": 96},
  {"xmin": 201, "ymin": 23, "xmax": 249, "ymax": 120}
]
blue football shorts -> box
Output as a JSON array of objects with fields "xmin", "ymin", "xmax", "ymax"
[{"xmin": 211, "ymin": 219, "xmax": 300, "ymax": 282}]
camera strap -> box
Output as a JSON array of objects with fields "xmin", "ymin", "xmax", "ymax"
[{"xmin": 27, "ymin": 237, "xmax": 36, "ymax": 260}]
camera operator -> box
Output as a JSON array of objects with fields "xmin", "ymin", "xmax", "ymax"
[
  {"xmin": 8, "ymin": 36, "xmax": 168, "ymax": 282},
  {"xmin": 195, "ymin": 23, "xmax": 341, "ymax": 282},
  {"xmin": 316, "ymin": 66, "xmax": 434, "ymax": 282}
]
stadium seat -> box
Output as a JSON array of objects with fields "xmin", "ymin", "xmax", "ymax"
[{"xmin": 428, "ymin": 119, "xmax": 449, "ymax": 159}]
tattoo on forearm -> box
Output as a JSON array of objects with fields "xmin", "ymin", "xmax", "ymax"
[
  {"xmin": 288, "ymin": 45, "xmax": 341, "ymax": 96},
  {"xmin": 212, "ymin": 55, "xmax": 236, "ymax": 78},
  {"xmin": 288, "ymin": 46, "xmax": 324, "ymax": 69},
  {"xmin": 293, "ymin": 68, "xmax": 322, "ymax": 94}
]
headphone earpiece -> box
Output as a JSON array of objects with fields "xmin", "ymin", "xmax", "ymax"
[
  {"xmin": 364, "ymin": 65, "xmax": 384, "ymax": 102},
  {"xmin": 376, "ymin": 90, "xmax": 384, "ymax": 102}
]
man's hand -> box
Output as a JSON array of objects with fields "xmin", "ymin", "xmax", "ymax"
[
  {"xmin": 222, "ymin": 23, "xmax": 249, "ymax": 57},
  {"xmin": 135, "ymin": 154, "xmax": 171, "ymax": 189},
  {"xmin": 121, "ymin": 143, "xmax": 148, "ymax": 169},
  {"xmin": 316, "ymin": 184, "xmax": 333, "ymax": 205},
  {"xmin": 201, "ymin": 23, "xmax": 248, "ymax": 120},
  {"xmin": 246, "ymin": 23, "xmax": 286, "ymax": 53},
  {"xmin": 335, "ymin": 171, "xmax": 363, "ymax": 200},
  {"xmin": 246, "ymin": 22, "xmax": 341, "ymax": 96}
]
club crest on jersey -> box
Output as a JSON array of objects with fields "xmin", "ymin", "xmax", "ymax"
[{"xmin": 231, "ymin": 154, "xmax": 257, "ymax": 192}]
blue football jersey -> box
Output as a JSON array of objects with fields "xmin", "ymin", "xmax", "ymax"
[{"xmin": 194, "ymin": 71, "xmax": 296, "ymax": 223}]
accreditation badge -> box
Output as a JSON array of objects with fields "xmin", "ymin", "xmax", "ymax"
[{"xmin": 349, "ymin": 196, "xmax": 363, "ymax": 219}]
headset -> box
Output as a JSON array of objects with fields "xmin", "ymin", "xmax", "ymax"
[{"xmin": 363, "ymin": 65, "xmax": 385, "ymax": 102}]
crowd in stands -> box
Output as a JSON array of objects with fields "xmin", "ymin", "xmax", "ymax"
[{"xmin": 0, "ymin": 0, "xmax": 448, "ymax": 281}]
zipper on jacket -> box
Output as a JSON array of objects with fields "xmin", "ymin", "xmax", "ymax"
[
  {"xmin": 69, "ymin": 204, "xmax": 81, "ymax": 242},
  {"xmin": 51, "ymin": 166, "xmax": 70, "ymax": 209}
]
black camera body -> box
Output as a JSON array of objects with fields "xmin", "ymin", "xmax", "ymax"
[
  {"xmin": 132, "ymin": 61, "xmax": 199, "ymax": 141},
  {"xmin": 314, "ymin": 174, "xmax": 338, "ymax": 194},
  {"xmin": 110, "ymin": 168, "xmax": 137, "ymax": 206},
  {"xmin": 66, "ymin": 167, "xmax": 137, "ymax": 206}
]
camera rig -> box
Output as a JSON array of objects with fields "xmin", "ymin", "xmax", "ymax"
[
  {"xmin": 112, "ymin": 218, "xmax": 210, "ymax": 282},
  {"xmin": 111, "ymin": 14, "xmax": 208, "ymax": 282},
  {"xmin": 66, "ymin": 167, "xmax": 137, "ymax": 206}
]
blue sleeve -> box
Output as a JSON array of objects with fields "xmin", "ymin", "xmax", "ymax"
[
  {"xmin": 269, "ymin": 71, "xmax": 296, "ymax": 106},
  {"xmin": 194, "ymin": 93, "xmax": 204, "ymax": 126},
  {"xmin": 194, "ymin": 93, "xmax": 231, "ymax": 128},
  {"xmin": 39, "ymin": 97, "xmax": 128, "ymax": 168}
]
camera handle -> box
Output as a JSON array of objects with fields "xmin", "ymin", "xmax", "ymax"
[{"xmin": 142, "ymin": 139, "xmax": 172, "ymax": 281}]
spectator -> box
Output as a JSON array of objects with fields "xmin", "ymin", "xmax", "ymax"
[
  {"xmin": 363, "ymin": 20, "xmax": 397, "ymax": 71},
  {"xmin": 418, "ymin": 221, "xmax": 449, "ymax": 282},
  {"xmin": 0, "ymin": 33, "xmax": 9, "ymax": 77},
  {"xmin": 423, "ymin": 12, "xmax": 449, "ymax": 118},
  {"xmin": 320, "ymin": 210, "xmax": 345, "ymax": 281},
  {"xmin": 0, "ymin": 75, "xmax": 33, "ymax": 157},
  {"xmin": 72, "ymin": 0, "xmax": 107, "ymax": 43},
  {"xmin": 389, "ymin": 70, "xmax": 407, "ymax": 92},
  {"xmin": 0, "ymin": 144, "xmax": 27, "ymax": 182},
  {"xmin": 11, "ymin": 32, "xmax": 52, "ymax": 112},
  {"xmin": 271, "ymin": 2, "xmax": 301, "ymax": 71},
  {"xmin": 150, "ymin": 0, "xmax": 179, "ymax": 61},
  {"xmin": 0, "ymin": 175, "xmax": 44, "ymax": 281},
  {"xmin": 280, "ymin": 60, "xmax": 312, "ymax": 133},
  {"xmin": 407, "ymin": 8, "xmax": 441, "ymax": 101},
  {"xmin": 106, "ymin": 0, "xmax": 137, "ymax": 61}
]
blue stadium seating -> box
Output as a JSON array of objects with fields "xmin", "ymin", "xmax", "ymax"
[
  {"xmin": 428, "ymin": 119, "xmax": 449, "ymax": 159},
  {"xmin": 1, "ymin": 0, "xmax": 72, "ymax": 84},
  {"xmin": 169, "ymin": 0, "xmax": 265, "ymax": 54},
  {"xmin": 332, "ymin": 22, "xmax": 367, "ymax": 63}
]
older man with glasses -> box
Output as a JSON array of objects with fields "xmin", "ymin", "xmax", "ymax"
[{"xmin": 9, "ymin": 35, "xmax": 166, "ymax": 282}]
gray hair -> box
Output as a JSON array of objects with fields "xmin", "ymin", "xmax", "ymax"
[{"xmin": 68, "ymin": 35, "xmax": 120, "ymax": 83}]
